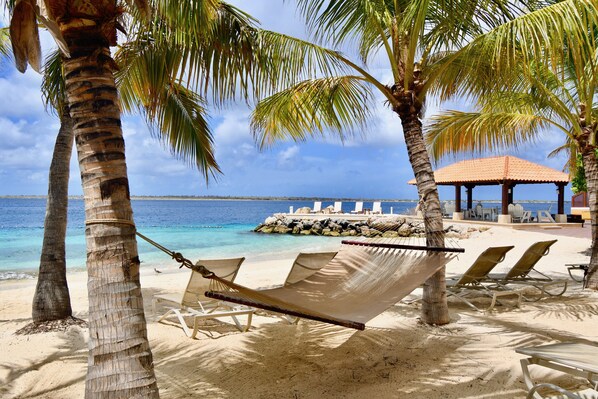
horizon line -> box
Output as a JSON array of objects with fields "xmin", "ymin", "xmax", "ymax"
[{"xmin": 0, "ymin": 195, "xmax": 565, "ymax": 203}]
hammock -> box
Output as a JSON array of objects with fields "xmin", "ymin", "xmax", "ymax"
[{"xmin": 205, "ymin": 241, "xmax": 460, "ymax": 330}]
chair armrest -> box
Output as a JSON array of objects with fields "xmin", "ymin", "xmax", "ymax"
[{"xmin": 526, "ymin": 383, "xmax": 583, "ymax": 399}]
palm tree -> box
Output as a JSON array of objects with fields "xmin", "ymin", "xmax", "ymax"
[
  {"xmin": 28, "ymin": 27, "xmax": 222, "ymax": 326},
  {"xmin": 425, "ymin": 0, "xmax": 598, "ymax": 289},
  {"xmin": 30, "ymin": 52, "xmax": 77, "ymax": 324},
  {"xmin": 250, "ymin": 0, "xmax": 533, "ymax": 325},
  {"xmin": 8, "ymin": 0, "xmax": 356, "ymax": 395},
  {"xmin": 3, "ymin": 24, "xmax": 79, "ymax": 326},
  {"xmin": 7, "ymin": 0, "xmax": 233, "ymax": 396},
  {"xmin": 8, "ymin": 0, "xmax": 164, "ymax": 395}
]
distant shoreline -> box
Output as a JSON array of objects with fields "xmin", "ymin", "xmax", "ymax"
[{"xmin": 0, "ymin": 195, "xmax": 566, "ymax": 203}]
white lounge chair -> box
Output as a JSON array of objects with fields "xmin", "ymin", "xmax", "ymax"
[
  {"xmin": 153, "ymin": 257, "xmax": 254, "ymax": 338},
  {"xmin": 333, "ymin": 201, "xmax": 343, "ymax": 213},
  {"xmin": 312, "ymin": 201, "xmax": 322, "ymax": 213},
  {"xmin": 537, "ymin": 204, "xmax": 555, "ymax": 223},
  {"xmin": 517, "ymin": 342, "xmax": 598, "ymax": 399},
  {"xmin": 350, "ymin": 201, "xmax": 364, "ymax": 214},
  {"xmin": 372, "ymin": 201, "xmax": 382, "ymax": 214}
]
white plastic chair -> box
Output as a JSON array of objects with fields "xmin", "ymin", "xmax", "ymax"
[
  {"xmin": 372, "ymin": 201, "xmax": 382, "ymax": 214},
  {"xmin": 312, "ymin": 201, "xmax": 322, "ymax": 213},
  {"xmin": 351, "ymin": 201, "xmax": 364, "ymax": 214}
]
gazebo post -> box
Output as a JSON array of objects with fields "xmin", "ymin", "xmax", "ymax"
[
  {"xmin": 498, "ymin": 182, "xmax": 512, "ymax": 224},
  {"xmin": 508, "ymin": 184, "xmax": 515, "ymax": 205},
  {"xmin": 453, "ymin": 184, "xmax": 463, "ymax": 220},
  {"xmin": 556, "ymin": 183, "xmax": 567, "ymax": 222},
  {"xmin": 466, "ymin": 185, "xmax": 474, "ymax": 213}
]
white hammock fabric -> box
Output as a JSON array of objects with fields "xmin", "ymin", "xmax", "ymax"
[{"xmin": 206, "ymin": 244, "xmax": 458, "ymax": 330}]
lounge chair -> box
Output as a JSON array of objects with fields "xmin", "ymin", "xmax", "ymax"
[
  {"xmin": 312, "ymin": 201, "xmax": 322, "ymax": 213},
  {"xmin": 283, "ymin": 251, "xmax": 339, "ymax": 286},
  {"xmin": 153, "ymin": 257, "xmax": 254, "ymax": 338},
  {"xmin": 333, "ymin": 201, "xmax": 343, "ymax": 213},
  {"xmin": 446, "ymin": 245, "xmax": 522, "ymax": 311},
  {"xmin": 350, "ymin": 201, "xmax": 364, "ymax": 214},
  {"xmin": 372, "ymin": 201, "xmax": 382, "ymax": 214},
  {"xmin": 517, "ymin": 342, "xmax": 598, "ymax": 399},
  {"xmin": 278, "ymin": 251, "xmax": 338, "ymax": 324},
  {"xmin": 488, "ymin": 239, "xmax": 567, "ymax": 299}
]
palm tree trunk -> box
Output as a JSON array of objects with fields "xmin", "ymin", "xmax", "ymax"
[
  {"xmin": 582, "ymin": 147, "xmax": 598, "ymax": 289},
  {"xmin": 32, "ymin": 108, "xmax": 74, "ymax": 322},
  {"xmin": 397, "ymin": 110, "xmax": 450, "ymax": 325},
  {"xmin": 63, "ymin": 45, "xmax": 159, "ymax": 398}
]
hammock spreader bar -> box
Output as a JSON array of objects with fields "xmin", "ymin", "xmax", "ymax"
[
  {"xmin": 341, "ymin": 240, "xmax": 465, "ymax": 253},
  {"xmin": 205, "ymin": 291, "xmax": 366, "ymax": 330}
]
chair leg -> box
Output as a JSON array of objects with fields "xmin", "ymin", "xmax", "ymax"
[
  {"xmin": 520, "ymin": 359, "xmax": 543, "ymax": 399},
  {"xmin": 160, "ymin": 308, "xmax": 193, "ymax": 337},
  {"xmin": 488, "ymin": 291, "xmax": 523, "ymax": 311},
  {"xmin": 521, "ymin": 281, "xmax": 568, "ymax": 301},
  {"xmin": 447, "ymin": 291, "xmax": 482, "ymax": 311}
]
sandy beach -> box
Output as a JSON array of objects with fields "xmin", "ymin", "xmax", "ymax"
[{"xmin": 0, "ymin": 225, "xmax": 596, "ymax": 398}]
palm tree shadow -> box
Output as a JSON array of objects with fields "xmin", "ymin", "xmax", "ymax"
[
  {"xmin": 151, "ymin": 313, "xmax": 519, "ymax": 398},
  {"xmin": 0, "ymin": 326, "xmax": 87, "ymax": 398}
]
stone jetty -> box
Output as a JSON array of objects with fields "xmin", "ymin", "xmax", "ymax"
[{"xmin": 254, "ymin": 214, "xmax": 478, "ymax": 238}]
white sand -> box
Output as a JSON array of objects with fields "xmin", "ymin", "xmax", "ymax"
[{"xmin": 0, "ymin": 226, "xmax": 597, "ymax": 398}]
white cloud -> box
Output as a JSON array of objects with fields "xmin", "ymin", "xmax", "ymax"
[
  {"xmin": 0, "ymin": 72, "xmax": 47, "ymax": 120},
  {"xmin": 277, "ymin": 145, "xmax": 300, "ymax": 167}
]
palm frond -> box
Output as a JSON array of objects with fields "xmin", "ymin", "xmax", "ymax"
[
  {"xmin": 425, "ymin": 110, "xmax": 550, "ymax": 161},
  {"xmin": 424, "ymin": 0, "xmax": 541, "ymax": 52},
  {"xmin": 115, "ymin": 39, "xmax": 220, "ymax": 180},
  {"xmin": 0, "ymin": 27, "xmax": 11, "ymax": 58},
  {"xmin": 135, "ymin": 1, "xmax": 350, "ymax": 105},
  {"xmin": 145, "ymin": 83, "xmax": 220, "ymax": 181},
  {"xmin": 40, "ymin": 49, "xmax": 65, "ymax": 115},
  {"xmin": 251, "ymin": 76, "xmax": 373, "ymax": 149},
  {"xmin": 453, "ymin": 0, "xmax": 598, "ymax": 81}
]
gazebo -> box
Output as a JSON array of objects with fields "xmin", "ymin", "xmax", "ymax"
[{"xmin": 408, "ymin": 156, "xmax": 570, "ymax": 223}]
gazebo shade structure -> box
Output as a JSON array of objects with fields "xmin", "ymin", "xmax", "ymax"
[{"xmin": 408, "ymin": 156, "xmax": 570, "ymax": 218}]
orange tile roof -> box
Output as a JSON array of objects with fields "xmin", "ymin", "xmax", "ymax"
[{"xmin": 408, "ymin": 156, "xmax": 569, "ymax": 185}]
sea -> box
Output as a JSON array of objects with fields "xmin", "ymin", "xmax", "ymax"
[{"xmin": 0, "ymin": 197, "xmax": 568, "ymax": 280}]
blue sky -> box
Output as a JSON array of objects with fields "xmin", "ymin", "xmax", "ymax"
[{"xmin": 0, "ymin": 1, "xmax": 572, "ymax": 201}]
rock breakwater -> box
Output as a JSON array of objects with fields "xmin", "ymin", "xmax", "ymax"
[{"xmin": 254, "ymin": 214, "xmax": 477, "ymax": 238}]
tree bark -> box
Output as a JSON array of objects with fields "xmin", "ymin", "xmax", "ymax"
[
  {"xmin": 32, "ymin": 109, "xmax": 74, "ymax": 322},
  {"xmin": 62, "ymin": 40, "xmax": 159, "ymax": 399},
  {"xmin": 582, "ymin": 145, "xmax": 598, "ymax": 289},
  {"xmin": 396, "ymin": 107, "xmax": 449, "ymax": 325}
]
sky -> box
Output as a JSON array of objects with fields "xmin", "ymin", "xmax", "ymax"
[{"xmin": 0, "ymin": 1, "xmax": 572, "ymax": 201}]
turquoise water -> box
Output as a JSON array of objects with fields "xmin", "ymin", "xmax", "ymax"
[
  {"xmin": 0, "ymin": 198, "xmax": 566, "ymax": 279},
  {"xmin": 0, "ymin": 198, "xmax": 417, "ymax": 279}
]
